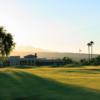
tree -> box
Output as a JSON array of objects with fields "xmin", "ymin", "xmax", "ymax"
[
  {"xmin": 87, "ymin": 41, "xmax": 94, "ymax": 62},
  {"xmin": 80, "ymin": 59, "xmax": 89, "ymax": 65},
  {"xmin": 62, "ymin": 57, "xmax": 73, "ymax": 64},
  {"xmin": 90, "ymin": 41, "xmax": 94, "ymax": 59},
  {"xmin": 0, "ymin": 26, "xmax": 15, "ymax": 57},
  {"xmin": 90, "ymin": 56, "xmax": 100, "ymax": 65},
  {"xmin": 87, "ymin": 42, "xmax": 91, "ymax": 62}
]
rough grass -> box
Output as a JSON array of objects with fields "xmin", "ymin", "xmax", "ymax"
[{"xmin": 0, "ymin": 66, "xmax": 100, "ymax": 100}]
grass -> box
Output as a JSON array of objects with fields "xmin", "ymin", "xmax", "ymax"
[{"xmin": 0, "ymin": 66, "xmax": 100, "ymax": 100}]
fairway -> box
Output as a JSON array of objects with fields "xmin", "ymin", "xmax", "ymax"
[{"xmin": 0, "ymin": 66, "xmax": 100, "ymax": 100}]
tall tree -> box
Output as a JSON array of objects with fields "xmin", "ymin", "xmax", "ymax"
[
  {"xmin": 0, "ymin": 26, "xmax": 15, "ymax": 57},
  {"xmin": 90, "ymin": 41, "xmax": 94, "ymax": 59},
  {"xmin": 87, "ymin": 42, "xmax": 91, "ymax": 62}
]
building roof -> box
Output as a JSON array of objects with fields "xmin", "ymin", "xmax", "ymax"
[{"xmin": 24, "ymin": 54, "xmax": 37, "ymax": 58}]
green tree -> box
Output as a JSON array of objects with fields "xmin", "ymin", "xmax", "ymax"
[
  {"xmin": 62, "ymin": 57, "xmax": 73, "ymax": 64},
  {"xmin": 0, "ymin": 26, "xmax": 15, "ymax": 57},
  {"xmin": 91, "ymin": 56, "xmax": 100, "ymax": 65}
]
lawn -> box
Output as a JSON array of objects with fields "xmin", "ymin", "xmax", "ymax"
[{"xmin": 0, "ymin": 66, "xmax": 100, "ymax": 100}]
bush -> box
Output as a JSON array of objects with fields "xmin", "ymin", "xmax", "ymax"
[
  {"xmin": 91, "ymin": 56, "xmax": 100, "ymax": 65},
  {"xmin": 62, "ymin": 57, "xmax": 74, "ymax": 65},
  {"xmin": 80, "ymin": 59, "xmax": 89, "ymax": 65}
]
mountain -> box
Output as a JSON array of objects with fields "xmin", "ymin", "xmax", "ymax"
[
  {"xmin": 10, "ymin": 51, "xmax": 99, "ymax": 62},
  {"xmin": 10, "ymin": 46, "xmax": 99, "ymax": 61}
]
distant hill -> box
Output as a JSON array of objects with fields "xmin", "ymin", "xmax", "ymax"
[
  {"xmin": 10, "ymin": 46, "xmax": 99, "ymax": 61},
  {"xmin": 10, "ymin": 51, "xmax": 99, "ymax": 61}
]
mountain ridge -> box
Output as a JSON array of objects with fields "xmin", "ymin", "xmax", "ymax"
[{"xmin": 10, "ymin": 51, "xmax": 99, "ymax": 61}]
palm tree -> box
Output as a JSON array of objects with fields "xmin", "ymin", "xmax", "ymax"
[
  {"xmin": 0, "ymin": 26, "xmax": 15, "ymax": 57},
  {"xmin": 87, "ymin": 42, "xmax": 91, "ymax": 62},
  {"xmin": 90, "ymin": 41, "xmax": 94, "ymax": 59}
]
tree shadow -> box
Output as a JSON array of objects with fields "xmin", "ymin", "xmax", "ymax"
[
  {"xmin": 0, "ymin": 71, "xmax": 100, "ymax": 100},
  {"xmin": 86, "ymin": 69, "xmax": 100, "ymax": 72}
]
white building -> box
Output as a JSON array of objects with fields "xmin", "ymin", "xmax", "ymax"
[
  {"xmin": 20, "ymin": 54, "xmax": 37, "ymax": 65},
  {"xmin": 8, "ymin": 56, "xmax": 20, "ymax": 66},
  {"xmin": 8, "ymin": 54, "xmax": 37, "ymax": 66}
]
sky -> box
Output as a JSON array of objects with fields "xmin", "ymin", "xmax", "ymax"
[{"xmin": 0, "ymin": 0, "xmax": 100, "ymax": 53}]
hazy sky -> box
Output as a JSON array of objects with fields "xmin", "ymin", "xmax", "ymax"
[{"xmin": 0, "ymin": 0, "xmax": 100, "ymax": 53}]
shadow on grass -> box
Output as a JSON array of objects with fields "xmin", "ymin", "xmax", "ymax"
[
  {"xmin": 57, "ymin": 69, "xmax": 100, "ymax": 74},
  {"xmin": 86, "ymin": 69, "xmax": 100, "ymax": 72},
  {"xmin": 0, "ymin": 71, "xmax": 100, "ymax": 100}
]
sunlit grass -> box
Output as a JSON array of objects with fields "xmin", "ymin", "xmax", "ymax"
[
  {"xmin": 0, "ymin": 66, "xmax": 100, "ymax": 100},
  {"xmin": 24, "ymin": 66, "xmax": 100, "ymax": 90}
]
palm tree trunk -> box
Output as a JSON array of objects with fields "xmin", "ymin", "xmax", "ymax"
[
  {"xmin": 88, "ymin": 46, "xmax": 90, "ymax": 62},
  {"xmin": 91, "ymin": 45, "xmax": 93, "ymax": 59}
]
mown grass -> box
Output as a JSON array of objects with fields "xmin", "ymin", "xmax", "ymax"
[{"xmin": 0, "ymin": 66, "xmax": 100, "ymax": 100}]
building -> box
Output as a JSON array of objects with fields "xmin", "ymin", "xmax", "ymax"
[
  {"xmin": 5, "ymin": 53, "xmax": 64, "ymax": 66},
  {"xmin": 20, "ymin": 54, "xmax": 37, "ymax": 65},
  {"xmin": 7, "ymin": 53, "xmax": 37, "ymax": 66},
  {"xmin": 8, "ymin": 56, "xmax": 20, "ymax": 66}
]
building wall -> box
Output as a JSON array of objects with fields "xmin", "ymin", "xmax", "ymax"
[
  {"xmin": 8, "ymin": 56, "xmax": 20, "ymax": 66},
  {"xmin": 8, "ymin": 54, "xmax": 37, "ymax": 66},
  {"xmin": 20, "ymin": 58, "xmax": 36, "ymax": 65}
]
